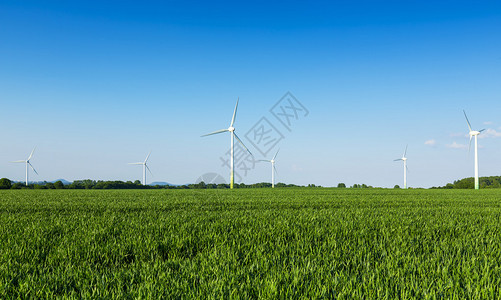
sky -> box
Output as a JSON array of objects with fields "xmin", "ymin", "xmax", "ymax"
[{"xmin": 1, "ymin": 0, "xmax": 500, "ymax": 187}]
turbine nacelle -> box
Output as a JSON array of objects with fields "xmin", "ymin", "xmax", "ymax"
[
  {"xmin": 469, "ymin": 130, "xmax": 480, "ymax": 136},
  {"xmin": 228, "ymin": 126, "xmax": 235, "ymax": 132}
]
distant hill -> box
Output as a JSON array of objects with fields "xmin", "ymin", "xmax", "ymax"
[
  {"xmin": 51, "ymin": 179, "xmax": 72, "ymax": 185},
  {"xmin": 10, "ymin": 179, "xmax": 72, "ymax": 185},
  {"xmin": 148, "ymin": 181, "xmax": 178, "ymax": 186}
]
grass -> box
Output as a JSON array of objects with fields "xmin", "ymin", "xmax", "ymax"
[{"xmin": 0, "ymin": 188, "xmax": 501, "ymax": 298}]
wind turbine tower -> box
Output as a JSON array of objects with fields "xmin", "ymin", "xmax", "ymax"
[
  {"xmin": 128, "ymin": 151, "xmax": 152, "ymax": 185},
  {"xmin": 259, "ymin": 149, "xmax": 279, "ymax": 188},
  {"xmin": 202, "ymin": 98, "xmax": 252, "ymax": 189},
  {"xmin": 464, "ymin": 110, "xmax": 484, "ymax": 190},
  {"xmin": 11, "ymin": 147, "xmax": 38, "ymax": 186},
  {"xmin": 394, "ymin": 145, "xmax": 408, "ymax": 189}
]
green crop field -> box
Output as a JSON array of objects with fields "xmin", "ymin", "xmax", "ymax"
[{"xmin": 1, "ymin": 189, "xmax": 501, "ymax": 298}]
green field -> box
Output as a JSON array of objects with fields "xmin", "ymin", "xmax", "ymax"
[{"xmin": 1, "ymin": 189, "xmax": 501, "ymax": 298}]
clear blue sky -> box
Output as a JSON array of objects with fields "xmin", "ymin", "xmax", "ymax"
[{"xmin": 1, "ymin": 0, "xmax": 500, "ymax": 187}]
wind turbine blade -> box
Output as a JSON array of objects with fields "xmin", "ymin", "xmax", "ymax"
[
  {"xmin": 403, "ymin": 145, "xmax": 408, "ymax": 157},
  {"xmin": 11, "ymin": 160, "xmax": 26, "ymax": 163},
  {"xmin": 230, "ymin": 97, "xmax": 239, "ymax": 127},
  {"xmin": 463, "ymin": 110, "xmax": 472, "ymax": 132},
  {"xmin": 28, "ymin": 162, "xmax": 38, "ymax": 175},
  {"xmin": 273, "ymin": 149, "xmax": 280, "ymax": 160},
  {"xmin": 394, "ymin": 159, "xmax": 402, "ymax": 161},
  {"xmin": 258, "ymin": 159, "xmax": 271, "ymax": 162},
  {"xmin": 144, "ymin": 150, "xmax": 152, "ymax": 163},
  {"xmin": 233, "ymin": 132, "xmax": 252, "ymax": 155},
  {"xmin": 28, "ymin": 147, "xmax": 36, "ymax": 160},
  {"xmin": 479, "ymin": 129, "xmax": 486, "ymax": 133},
  {"xmin": 128, "ymin": 162, "xmax": 143, "ymax": 165},
  {"xmin": 145, "ymin": 164, "xmax": 153, "ymax": 176},
  {"xmin": 273, "ymin": 165, "xmax": 278, "ymax": 175},
  {"xmin": 469, "ymin": 135, "xmax": 472, "ymax": 153},
  {"xmin": 201, "ymin": 129, "xmax": 228, "ymax": 137}
]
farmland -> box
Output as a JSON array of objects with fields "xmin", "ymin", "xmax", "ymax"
[{"xmin": 1, "ymin": 189, "xmax": 501, "ymax": 298}]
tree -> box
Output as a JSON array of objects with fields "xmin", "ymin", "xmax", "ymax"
[
  {"xmin": 453, "ymin": 178, "xmax": 474, "ymax": 189},
  {"xmin": 11, "ymin": 182, "xmax": 24, "ymax": 189},
  {"xmin": 193, "ymin": 181, "xmax": 206, "ymax": 189},
  {"xmin": 0, "ymin": 178, "xmax": 11, "ymax": 189},
  {"xmin": 54, "ymin": 181, "xmax": 64, "ymax": 189},
  {"xmin": 337, "ymin": 183, "xmax": 346, "ymax": 188},
  {"xmin": 394, "ymin": 185, "xmax": 400, "ymax": 189}
]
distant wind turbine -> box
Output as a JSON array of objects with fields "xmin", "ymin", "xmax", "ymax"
[
  {"xmin": 128, "ymin": 151, "xmax": 152, "ymax": 185},
  {"xmin": 259, "ymin": 149, "xmax": 279, "ymax": 188},
  {"xmin": 11, "ymin": 147, "xmax": 38, "ymax": 186},
  {"xmin": 202, "ymin": 98, "xmax": 252, "ymax": 189},
  {"xmin": 394, "ymin": 145, "xmax": 408, "ymax": 189},
  {"xmin": 464, "ymin": 110, "xmax": 485, "ymax": 190}
]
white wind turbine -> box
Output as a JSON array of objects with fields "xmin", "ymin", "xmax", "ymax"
[
  {"xmin": 11, "ymin": 147, "xmax": 38, "ymax": 186},
  {"xmin": 394, "ymin": 145, "xmax": 408, "ymax": 189},
  {"xmin": 128, "ymin": 151, "xmax": 152, "ymax": 185},
  {"xmin": 464, "ymin": 110, "xmax": 485, "ymax": 190},
  {"xmin": 259, "ymin": 149, "xmax": 279, "ymax": 188},
  {"xmin": 202, "ymin": 98, "xmax": 252, "ymax": 189}
]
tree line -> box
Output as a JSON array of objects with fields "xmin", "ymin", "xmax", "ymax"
[
  {"xmin": 7, "ymin": 176, "xmax": 499, "ymax": 190},
  {"xmin": 431, "ymin": 176, "xmax": 501, "ymax": 189},
  {"xmin": 0, "ymin": 178, "xmax": 311, "ymax": 190},
  {"xmin": 0, "ymin": 178, "xmax": 382, "ymax": 190}
]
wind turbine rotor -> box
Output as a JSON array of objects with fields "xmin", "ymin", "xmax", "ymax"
[
  {"xmin": 394, "ymin": 145, "xmax": 409, "ymax": 188},
  {"xmin": 463, "ymin": 110, "xmax": 473, "ymax": 132},
  {"xmin": 201, "ymin": 129, "xmax": 228, "ymax": 137},
  {"xmin": 145, "ymin": 164, "xmax": 153, "ymax": 176},
  {"xmin": 273, "ymin": 149, "xmax": 280, "ymax": 160},
  {"xmin": 201, "ymin": 98, "xmax": 252, "ymax": 189},
  {"xmin": 144, "ymin": 151, "xmax": 152, "ymax": 163},
  {"xmin": 27, "ymin": 147, "xmax": 36, "ymax": 161},
  {"xmin": 11, "ymin": 148, "xmax": 38, "ymax": 186},
  {"xmin": 463, "ymin": 110, "xmax": 481, "ymax": 190},
  {"xmin": 230, "ymin": 97, "xmax": 239, "ymax": 127},
  {"xmin": 233, "ymin": 132, "xmax": 252, "ymax": 155},
  {"xmin": 28, "ymin": 162, "xmax": 38, "ymax": 175}
]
